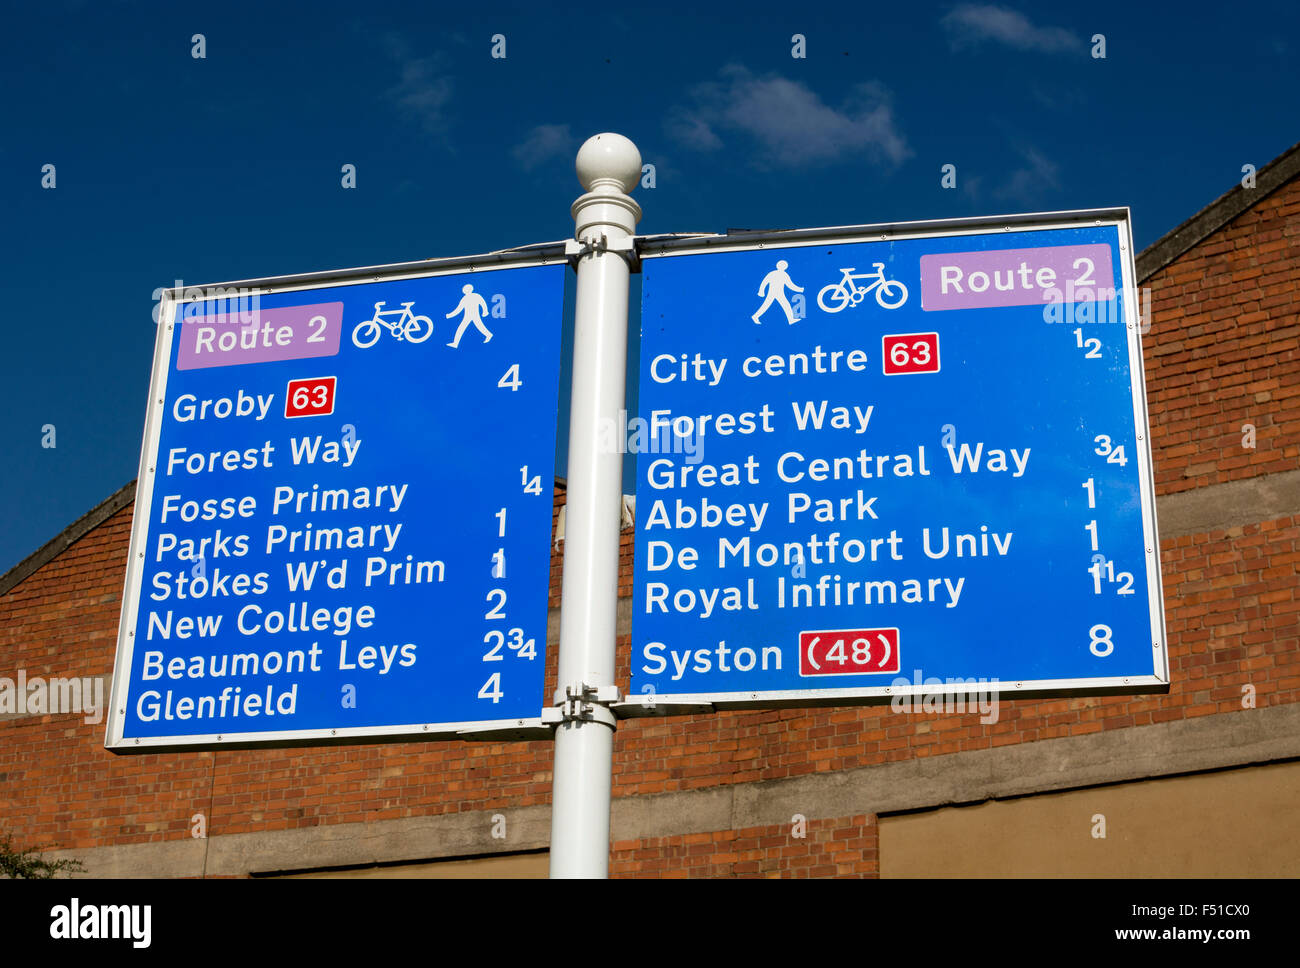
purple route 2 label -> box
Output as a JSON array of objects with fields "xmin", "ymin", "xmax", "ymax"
[
  {"xmin": 920, "ymin": 244, "xmax": 1114, "ymax": 312},
  {"xmin": 177, "ymin": 302, "xmax": 343, "ymax": 370}
]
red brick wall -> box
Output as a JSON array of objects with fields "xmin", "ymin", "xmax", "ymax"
[
  {"xmin": 1144, "ymin": 176, "xmax": 1300, "ymax": 493},
  {"xmin": 611, "ymin": 814, "xmax": 878, "ymax": 878},
  {"xmin": 2, "ymin": 179, "xmax": 1298, "ymax": 877}
]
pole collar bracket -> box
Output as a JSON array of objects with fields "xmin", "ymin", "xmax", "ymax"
[
  {"xmin": 565, "ymin": 235, "xmax": 639, "ymax": 271},
  {"xmin": 545, "ymin": 682, "xmax": 620, "ymax": 728}
]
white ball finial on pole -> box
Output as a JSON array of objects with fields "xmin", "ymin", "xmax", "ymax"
[
  {"xmin": 571, "ymin": 133, "xmax": 643, "ymax": 238},
  {"xmin": 575, "ymin": 132, "xmax": 642, "ymax": 193}
]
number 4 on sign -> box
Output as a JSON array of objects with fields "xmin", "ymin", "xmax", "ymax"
[
  {"xmin": 498, "ymin": 364, "xmax": 522, "ymax": 391},
  {"xmin": 478, "ymin": 672, "xmax": 503, "ymax": 703},
  {"xmin": 521, "ymin": 466, "xmax": 542, "ymax": 494},
  {"xmin": 826, "ymin": 639, "xmax": 847, "ymax": 664}
]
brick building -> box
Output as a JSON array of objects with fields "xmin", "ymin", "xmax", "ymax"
[{"xmin": 2, "ymin": 141, "xmax": 1298, "ymax": 878}]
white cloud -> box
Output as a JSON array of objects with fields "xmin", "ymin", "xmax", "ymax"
[
  {"xmin": 379, "ymin": 35, "xmax": 453, "ymax": 135},
  {"xmin": 512, "ymin": 124, "xmax": 575, "ymax": 171},
  {"xmin": 666, "ymin": 65, "xmax": 909, "ymax": 169},
  {"xmin": 994, "ymin": 146, "xmax": 1060, "ymax": 200},
  {"xmin": 941, "ymin": 4, "xmax": 1078, "ymax": 53},
  {"xmin": 666, "ymin": 112, "xmax": 723, "ymax": 153}
]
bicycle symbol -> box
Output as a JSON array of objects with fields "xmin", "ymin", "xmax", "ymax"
[
  {"xmin": 817, "ymin": 264, "xmax": 908, "ymax": 313},
  {"xmin": 351, "ymin": 301, "xmax": 434, "ymax": 348}
]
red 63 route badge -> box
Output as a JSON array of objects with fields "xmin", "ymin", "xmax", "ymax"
[
  {"xmin": 284, "ymin": 376, "xmax": 336, "ymax": 418},
  {"xmin": 882, "ymin": 333, "xmax": 940, "ymax": 375}
]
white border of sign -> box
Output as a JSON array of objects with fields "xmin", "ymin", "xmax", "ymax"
[
  {"xmin": 105, "ymin": 246, "xmax": 568, "ymax": 753},
  {"xmin": 618, "ymin": 208, "xmax": 1169, "ymax": 717}
]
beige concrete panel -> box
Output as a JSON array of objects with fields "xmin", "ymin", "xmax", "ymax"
[{"xmin": 880, "ymin": 760, "xmax": 1300, "ymax": 877}]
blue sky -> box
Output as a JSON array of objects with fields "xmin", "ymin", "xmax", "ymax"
[{"xmin": 1, "ymin": 0, "xmax": 1296, "ymax": 573}]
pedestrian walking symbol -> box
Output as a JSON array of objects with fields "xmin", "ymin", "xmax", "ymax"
[
  {"xmin": 752, "ymin": 260, "xmax": 803, "ymax": 325},
  {"xmin": 446, "ymin": 284, "xmax": 493, "ymax": 348}
]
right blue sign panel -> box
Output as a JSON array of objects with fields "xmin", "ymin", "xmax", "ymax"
[{"xmin": 630, "ymin": 216, "xmax": 1168, "ymax": 707}]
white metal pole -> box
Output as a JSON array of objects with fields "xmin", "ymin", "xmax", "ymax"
[{"xmin": 549, "ymin": 133, "xmax": 642, "ymax": 878}]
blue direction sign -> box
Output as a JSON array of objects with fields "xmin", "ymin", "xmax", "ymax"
[
  {"xmin": 628, "ymin": 212, "xmax": 1168, "ymax": 710},
  {"xmin": 106, "ymin": 257, "xmax": 564, "ymax": 751}
]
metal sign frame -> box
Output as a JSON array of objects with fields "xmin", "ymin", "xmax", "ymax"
[
  {"xmin": 618, "ymin": 208, "xmax": 1168, "ymax": 716},
  {"xmin": 106, "ymin": 245, "xmax": 567, "ymax": 753}
]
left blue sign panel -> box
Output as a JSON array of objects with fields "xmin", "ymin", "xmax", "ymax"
[{"xmin": 106, "ymin": 261, "xmax": 565, "ymax": 751}]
